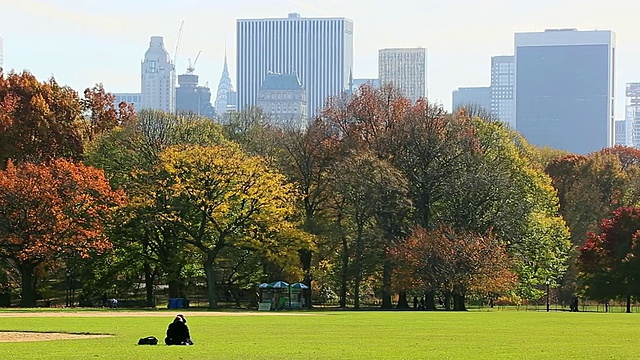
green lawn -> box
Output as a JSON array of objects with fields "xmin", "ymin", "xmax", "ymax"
[{"xmin": 0, "ymin": 309, "xmax": 638, "ymax": 359}]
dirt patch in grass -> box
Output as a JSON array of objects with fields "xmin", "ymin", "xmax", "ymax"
[{"xmin": 0, "ymin": 331, "xmax": 111, "ymax": 342}]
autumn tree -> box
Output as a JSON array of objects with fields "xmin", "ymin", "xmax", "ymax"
[
  {"xmin": 158, "ymin": 144, "xmax": 312, "ymax": 308},
  {"xmin": 391, "ymin": 226, "xmax": 516, "ymax": 311},
  {"xmin": 0, "ymin": 159, "xmax": 125, "ymax": 306},
  {"xmin": 84, "ymin": 110, "xmax": 228, "ymax": 302},
  {"xmin": 578, "ymin": 207, "xmax": 640, "ymax": 313},
  {"xmin": 81, "ymin": 83, "xmax": 135, "ymax": 142},
  {"xmin": 0, "ymin": 70, "xmax": 84, "ymax": 167}
]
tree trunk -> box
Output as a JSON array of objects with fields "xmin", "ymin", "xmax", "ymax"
[
  {"xmin": 396, "ymin": 291, "xmax": 410, "ymax": 309},
  {"xmin": 338, "ymin": 213, "xmax": 348, "ymax": 309},
  {"xmin": 168, "ymin": 279, "xmax": 181, "ymax": 299},
  {"xmin": 453, "ymin": 293, "xmax": 467, "ymax": 311},
  {"xmin": 381, "ymin": 259, "xmax": 393, "ymax": 309},
  {"xmin": 444, "ymin": 293, "xmax": 452, "ymax": 311},
  {"xmin": 203, "ymin": 252, "xmax": 217, "ymax": 309},
  {"xmin": 144, "ymin": 262, "xmax": 155, "ymax": 307},
  {"xmin": 354, "ymin": 275, "xmax": 361, "ymax": 310},
  {"xmin": 425, "ymin": 291, "xmax": 436, "ymax": 311},
  {"xmin": 626, "ymin": 295, "xmax": 632, "ymax": 314},
  {"xmin": 299, "ymin": 248, "xmax": 313, "ymax": 309},
  {"xmin": 19, "ymin": 264, "xmax": 37, "ymax": 307}
]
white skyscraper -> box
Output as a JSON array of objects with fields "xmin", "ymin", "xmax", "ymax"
[
  {"xmin": 237, "ymin": 13, "xmax": 353, "ymax": 118},
  {"xmin": 378, "ymin": 48, "xmax": 427, "ymax": 103},
  {"xmin": 490, "ymin": 55, "xmax": 515, "ymax": 128},
  {"xmin": 141, "ymin": 36, "xmax": 175, "ymax": 113},
  {"xmin": 627, "ymin": 83, "xmax": 640, "ymax": 147}
]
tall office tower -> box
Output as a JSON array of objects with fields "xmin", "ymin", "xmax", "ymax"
[
  {"xmin": 515, "ymin": 29, "xmax": 615, "ymax": 154},
  {"xmin": 141, "ymin": 36, "xmax": 176, "ymax": 113},
  {"xmin": 378, "ymin": 48, "xmax": 427, "ymax": 103},
  {"xmin": 452, "ymin": 87, "xmax": 491, "ymax": 114},
  {"xmin": 113, "ymin": 93, "xmax": 142, "ymax": 110},
  {"xmin": 215, "ymin": 53, "xmax": 235, "ymax": 116},
  {"xmin": 176, "ymin": 72, "xmax": 215, "ymax": 119},
  {"xmin": 490, "ymin": 56, "xmax": 515, "ymax": 127},
  {"xmin": 626, "ymin": 83, "xmax": 640, "ymax": 147},
  {"xmin": 237, "ymin": 13, "xmax": 353, "ymax": 118},
  {"xmin": 615, "ymin": 119, "xmax": 633, "ymax": 146},
  {"xmin": 256, "ymin": 73, "xmax": 307, "ymax": 128}
]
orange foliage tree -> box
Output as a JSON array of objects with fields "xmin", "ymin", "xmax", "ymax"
[
  {"xmin": 0, "ymin": 159, "xmax": 125, "ymax": 306},
  {"xmin": 391, "ymin": 226, "xmax": 517, "ymax": 311}
]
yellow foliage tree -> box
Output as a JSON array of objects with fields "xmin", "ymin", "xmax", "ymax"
[{"xmin": 158, "ymin": 144, "xmax": 312, "ymax": 308}]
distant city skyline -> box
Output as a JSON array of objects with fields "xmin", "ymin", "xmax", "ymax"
[{"xmin": 1, "ymin": 0, "xmax": 640, "ymax": 119}]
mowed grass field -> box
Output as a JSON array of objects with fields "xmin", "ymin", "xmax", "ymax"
[{"xmin": 0, "ymin": 309, "xmax": 639, "ymax": 359}]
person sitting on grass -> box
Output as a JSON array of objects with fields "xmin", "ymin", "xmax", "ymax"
[{"xmin": 164, "ymin": 314, "xmax": 193, "ymax": 345}]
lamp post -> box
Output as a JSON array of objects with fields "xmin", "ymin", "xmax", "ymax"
[
  {"xmin": 545, "ymin": 279, "xmax": 550, "ymax": 312},
  {"xmin": 65, "ymin": 270, "xmax": 72, "ymax": 307}
]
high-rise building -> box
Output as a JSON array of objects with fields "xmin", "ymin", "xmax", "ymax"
[
  {"xmin": 176, "ymin": 72, "xmax": 215, "ymax": 119},
  {"xmin": 215, "ymin": 53, "xmax": 235, "ymax": 116},
  {"xmin": 626, "ymin": 83, "xmax": 640, "ymax": 147},
  {"xmin": 237, "ymin": 13, "xmax": 353, "ymax": 118},
  {"xmin": 113, "ymin": 93, "xmax": 142, "ymax": 110},
  {"xmin": 352, "ymin": 78, "xmax": 380, "ymax": 89},
  {"xmin": 378, "ymin": 48, "xmax": 427, "ymax": 103},
  {"xmin": 452, "ymin": 87, "xmax": 491, "ymax": 114},
  {"xmin": 141, "ymin": 36, "xmax": 176, "ymax": 113},
  {"xmin": 490, "ymin": 56, "xmax": 515, "ymax": 127},
  {"xmin": 615, "ymin": 119, "xmax": 633, "ymax": 147},
  {"xmin": 515, "ymin": 29, "xmax": 615, "ymax": 154},
  {"xmin": 257, "ymin": 73, "xmax": 307, "ymax": 128}
]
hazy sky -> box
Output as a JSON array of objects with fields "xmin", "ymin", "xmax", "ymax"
[{"xmin": 1, "ymin": 0, "xmax": 639, "ymax": 118}]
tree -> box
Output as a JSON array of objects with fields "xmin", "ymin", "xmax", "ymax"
[
  {"xmin": 81, "ymin": 83, "xmax": 135, "ymax": 142},
  {"xmin": 578, "ymin": 207, "xmax": 640, "ymax": 313},
  {"xmin": 0, "ymin": 159, "xmax": 125, "ymax": 306},
  {"xmin": 158, "ymin": 144, "xmax": 312, "ymax": 308},
  {"xmin": 0, "ymin": 70, "xmax": 84, "ymax": 167},
  {"xmin": 391, "ymin": 226, "xmax": 516, "ymax": 311}
]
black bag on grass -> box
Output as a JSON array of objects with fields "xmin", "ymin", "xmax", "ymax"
[{"xmin": 138, "ymin": 336, "xmax": 158, "ymax": 345}]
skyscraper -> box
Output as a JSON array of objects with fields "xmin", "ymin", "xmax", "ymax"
[
  {"xmin": 215, "ymin": 53, "xmax": 235, "ymax": 116},
  {"xmin": 237, "ymin": 13, "xmax": 353, "ymax": 118},
  {"xmin": 378, "ymin": 48, "xmax": 427, "ymax": 103},
  {"xmin": 176, "ymin": 72, "xmax": 215, "ymax": 119},
  {"xmin": 490, "ymin": 55, "xmax": 515, "ymax": 127},
  {"xmin": 452, "ymin": 87, "xmax": 491, "ymax": 114},
  {"xmin": 515, "ymin": 29, "xmax": 615, "ymax": 154},
  {"xmin": 141, "ymin": 36, "xmax": 176, "ymax": 113},
  {"xmin": 626, "ymin": 83, "xmax": 640, "ymax": 147}
]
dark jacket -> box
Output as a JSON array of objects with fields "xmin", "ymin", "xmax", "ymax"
[{"xmin": 165, "ymin": 317, "xmax": 192, "ymax": 345}]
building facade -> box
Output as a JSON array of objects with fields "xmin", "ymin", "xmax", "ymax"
[
  {"xmin": 113, "ymin": 93, "xmax": 142, "ymax": 110},
  {"xmin": 256, "ymin": 73, "xmax": 307, "ymax": 128},
  {"xmin": 176, "ymin": 73, "xmax": 215, "ymax": 119},
  {"xmin": 378, "ymin": 48, "xmax": 426, "ymax": 103},
  {"xmin": 141, "ymin": 36, "xmax": 176, "ymax": 113},
  {"xmin": 215, "ymin": 54, "xmax": 235, "ymax": 116},
  {"xmin": 515, "ymin": 29, "xmax": 615, "ymax": 154},
  {"xmin": 452, "ymin": 87, "xmax": 491, "ymax": 114},
  {"xmin": 237, "ymin": 13, "xmax": 353, "ymax": 118},
  {"xmin": 627, "ymin": 83, "xmax": 640, "ymax": 147},
  {"xmin": 615, "ymin": 119, "xmax": 633, "ymax": 146},
  {"xmin": 490, "ymin": 55, "xmax": 515, "ymax": 127}
]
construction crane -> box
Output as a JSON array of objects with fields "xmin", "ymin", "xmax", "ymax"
[
  {"xmin": 186, "ymin": 50, "xmax": 202, "ymax": 74},
  {"xmin": 172, "ymin": 20, "xmax": 185, "ymax": 68}
]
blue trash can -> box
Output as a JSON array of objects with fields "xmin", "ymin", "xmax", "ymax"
[
  {"xmin": 175, "ymin": 298, "xmax": 184, "ymax": 309},
  {"xmin": 168, "ymin": 298, "xmax": 178, "ymax": 309}
]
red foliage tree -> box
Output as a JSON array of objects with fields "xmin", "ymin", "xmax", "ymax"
[
  {"xmin": 578, "ymin": 207, "xmax": 640, "ymax": 312},
  {"xmin": 391, "ymin": 226, "xmax": 516, "ymax": 311},
  {"xmin": 0, "ymin": 159, "xmax": 126, "ymax": 306},
  {"xmin": 0, "ymin": 71, "xmax": 84, "ymax": 168},
  {"xmin": 82, "ymin": 83, "xmax": 136, "ymax": 141}
]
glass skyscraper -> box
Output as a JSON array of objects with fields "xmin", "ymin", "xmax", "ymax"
[
  {"xmin": 236, "ymin": 13, "xmax": 353, "ymax": 118},
  {"xmin": 515, "ymin": 29, "xmax": 615, "ymax": 154}
]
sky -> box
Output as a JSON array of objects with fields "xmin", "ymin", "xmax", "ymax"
[{"xmin": 1, "ymin": 0, "xmax": 639, "ymax": 118}]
